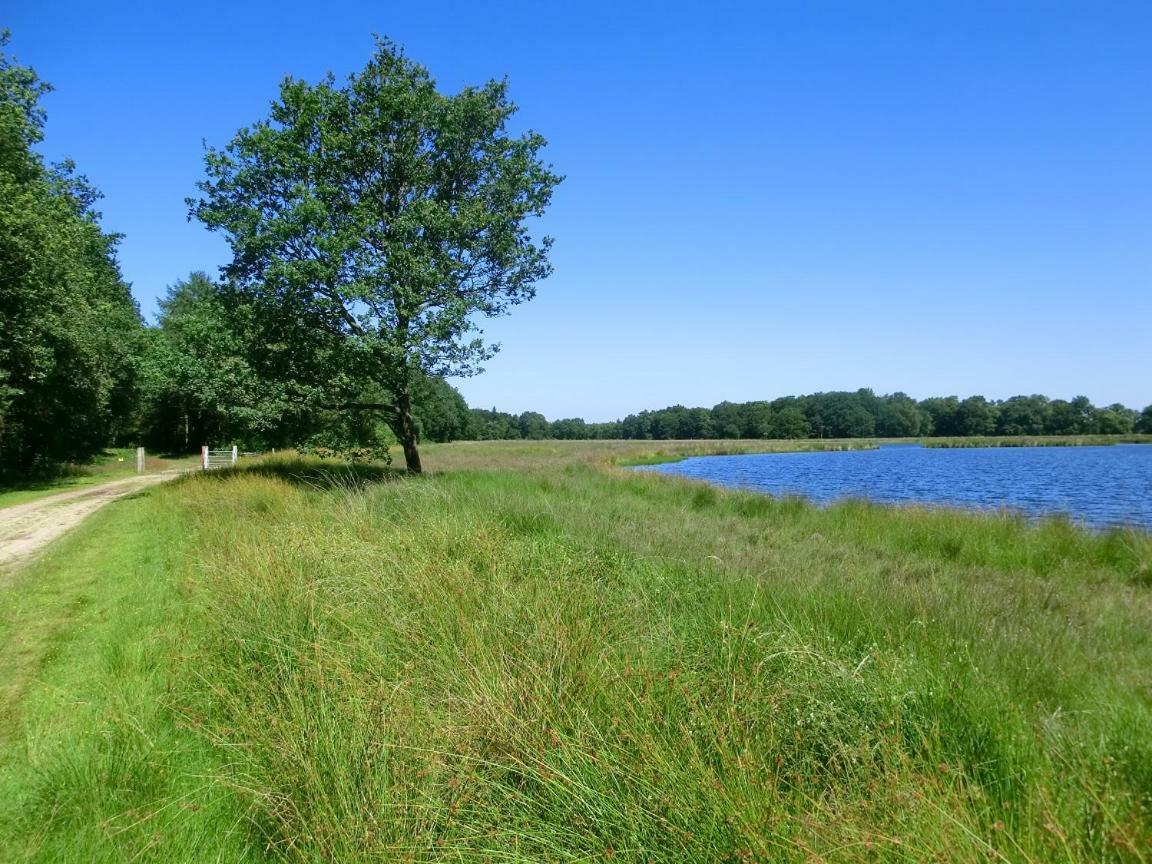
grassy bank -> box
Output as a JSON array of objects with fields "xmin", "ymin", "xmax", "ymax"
[{"xmin": 2, "ymin": 446, "xmax": 1150, "ymax": 861}]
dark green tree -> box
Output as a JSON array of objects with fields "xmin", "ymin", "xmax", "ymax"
[
  {"xmin": 0, "ymin": 32, "xmax": 143, "ymax": 474},
  {"xmin": 954, "ymin": 396, "xmax": 998, "ymax": 437},
  {"xmin": 995, "ymin": 395, "xmax": 1050, "ymax": 436},
  {"xmin": 138, "ymin": 272, "xmax": 305, "ymax": 452},
  {"xmin": 549, "ymin": 417, "xmax": 588, "ymax": 439},
  {"xmin": 517, "ymin": 411, "xmax": 549, "ymax": 440},
  {"xmin": 412, "ymin": 376, "xmax": 475, "ymax": 443},
  {"xmin": 1044, "ymin": 398, "xmax": 1096, "ymax": 435},
  {"xmin": 876, "ymin": 392, "xmax": 928, "ymax": 437},
  {"xmin": 919, "ymin": 396, "xmax": 961, "ymax": 437},
  {"xmin": 471, "ymin": 407, "xmax": 521, "ymax": 440},
  {"xmin": 764, "ymin": 404, "xmax": 810, "ymax": 439},
  {"xmin": 1093, "ymin": 403, "xmax": 1136, "ymax": 435},
  {"xmin": 710, "ymin": 401, "xmax": 745, "ymax": 439},
  {"xmin": 739, "ymin": 401, "xmax": 773, "ymax": 438},
  {"xmin": 190, "ymin": 38, "xmax": 560, "ymax": 472},
  {"xmin": 1136, "ymin": 405, "xmax": 1152, "ymax": 434}
]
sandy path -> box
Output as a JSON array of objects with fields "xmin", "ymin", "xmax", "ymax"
[{"xmin": 0, "ymin": 471, "xmax": 187, "ymax": 576}]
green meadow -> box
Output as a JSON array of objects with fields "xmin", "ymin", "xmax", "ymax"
[{"xmin": 1, "ymin": 442, "xmax": 1150, "ymax": 862}]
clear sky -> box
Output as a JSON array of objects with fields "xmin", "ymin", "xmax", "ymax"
[{"xmin": 8, "ymin": 1, "xmax": 1152, "ymax": 419}]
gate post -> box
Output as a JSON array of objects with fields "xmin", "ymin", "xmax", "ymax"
[
  {"xmin": 231, "ymin": 445, "xmax": 238, "ymax": 466},
  {"xmin": 135, "ymin": 446, "xmax": 145, "ymax": 474},
  {"xmin": 201, "ymin": 445, "xmax": 209, "ymax": 471}
]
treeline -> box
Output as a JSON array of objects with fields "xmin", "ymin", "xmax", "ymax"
[
  {"xmin": 1, "ymin": 34, "xmax": 143, "ymax": 475},
  {"xmin": 0, "ymin": 40, "xmax": 471, "ymax": 476},
  {"xmin": 460, "ymin": 391, "xmax": 1152, "ymax": 442}
]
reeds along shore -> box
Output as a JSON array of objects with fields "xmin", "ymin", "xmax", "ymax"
[{"xmin": 921, "ymin": 434, "xmax": 1152, "ymax": 448}]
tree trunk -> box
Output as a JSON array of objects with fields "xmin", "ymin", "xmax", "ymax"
[{"xmin": 395, "ymin": 389, "xmax": 423, "ymax": 474}]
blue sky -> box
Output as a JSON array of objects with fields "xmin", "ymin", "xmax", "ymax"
[{"xmin": 9, "ymin": 1, "xmax": 1152, "ymax": 419}]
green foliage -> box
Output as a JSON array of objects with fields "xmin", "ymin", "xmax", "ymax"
[
  {"xmin": 188, "ymin": 37, "xmax": 560, "ymax": 471},
  {"xmin": 527, "ymin": 392, "xmax": 1150, "ymax": 443},
  {"xmin": 0, "ymin": 32, "xmax": 143, "ymax": 474},
  {"xmin": 517, "ymin": 410, "xmax": 549, "ymax": 439},
  {"xmin": 1137, "ymin": 405, "xmax": 1152, "ymax": 434},
  {"xmin": 410, "ymin": 374, "xmax": 476, "ymax": 442},
  {"xmin": 137, "ymin": 271, "xmax": 475, "ymax": 455},
  {"xmin": 138, "ymin": 272, "xmax": 289, "ymax": 451}
]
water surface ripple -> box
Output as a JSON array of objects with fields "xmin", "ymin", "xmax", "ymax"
[{"xmin": 636, "ymin": 444, "xmax": 1152, "ymax": 531}]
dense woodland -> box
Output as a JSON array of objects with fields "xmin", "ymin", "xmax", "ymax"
[
  {"xmin": 464, "ymin": 391, "xmax": 1152, "ymax": 441},
  {"xmin": 2, "ymin": 34, "xmax": 1150, "ymax": 479}
]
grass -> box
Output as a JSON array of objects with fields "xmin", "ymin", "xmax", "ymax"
[
  {"xmin": 0, "ymin": 448, "xmax": 202, "ymax": 509},
  {"xmin": 0, "ymin": 484, "xmax": 254, "ymax": 861},
  {"xmin": 1, "ymin": 442, "xmax": 1150, "ymax": 862},
  {"xmin": 921, "ymin": 435, "xmax": 1152, "ymax": 448},
  {"xmin": 422, "ymin": 438, "xmax": 879, "ymax": 471}
]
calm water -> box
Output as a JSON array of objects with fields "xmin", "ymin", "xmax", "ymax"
[{"xmin": 636, "ymin": 444, "xmax": 1152, "ymax": 531}]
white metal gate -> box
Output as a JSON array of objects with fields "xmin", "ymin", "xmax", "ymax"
[{"xmin": 201, "ymin": 445, "xmax": 238, "ymax": 470}]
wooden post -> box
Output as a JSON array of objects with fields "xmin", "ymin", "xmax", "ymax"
[
  {"xmin": 201, "ymin": 445, "xmax": 209, "ymax": 471},
  {"xmin": 231, "ymin": 445, "xmax": 238, "ymax": 466},
  {"xmin": 135, "ymin": 446, "xmax": 145, "ymax": 474}
]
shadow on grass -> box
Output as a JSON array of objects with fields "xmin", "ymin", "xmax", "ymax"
[
  {"xmin": 0, "ymin": 465, "xmax": 98, "ymax": 493},
  {"xmin": 183, "ymin": 458, "xmax": 406, "ymax": 492}
]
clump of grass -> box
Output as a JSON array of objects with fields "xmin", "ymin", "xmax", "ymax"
[{"xmin": 2, "ymin": 453, "xmax": 1150, "ymax": 862}]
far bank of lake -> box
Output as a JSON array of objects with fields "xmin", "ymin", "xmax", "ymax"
[{"xmin": 635, "ymin": 443, "xmax": 1152, "ymax": 530}]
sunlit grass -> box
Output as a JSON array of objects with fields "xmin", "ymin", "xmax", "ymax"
[{"xmin": 1, "ymin": 446, "xmax": 1149, "ymax": 862}]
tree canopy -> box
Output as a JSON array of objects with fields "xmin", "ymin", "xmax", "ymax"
[
  {"xmin": 189, "ymin": 38, "xmax": 561, "ymax": 471},
  {"xmin": 0, "ymin": 32, "xmax": 143, "ymax": 475}
]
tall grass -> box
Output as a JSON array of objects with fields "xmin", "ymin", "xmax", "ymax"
[
  {"xmin": 2, "ymin": 450, "xmax": 1150, "ymax": 861},
  {"xmin": 921, "ymin": 435, "xmax": 1152, "ymax": 448}
]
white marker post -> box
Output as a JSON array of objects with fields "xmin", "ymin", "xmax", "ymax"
[
  {"xmin": 201, "ymin": 445, "xmax": 209, "ymax": 471},
  {"xmin": 231, "ymin": 445, "xmax": 238, "ymax": 466},
  {"xmin": 136, "ymin": 446, "xmax": 145, "ymax": 474}
]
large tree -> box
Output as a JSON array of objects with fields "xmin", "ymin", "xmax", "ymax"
[
  {"xmin": 190, "ymin": 38, "xmax": 560, "ymax": 472},
  {"xmin": 0, "ymin": 32, "xmax": 143, "ymax": 474}
]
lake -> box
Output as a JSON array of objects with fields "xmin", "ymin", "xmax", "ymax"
[{"xmin": 635, "ymin": 444, "xmax": 1152, "ymax": 531}]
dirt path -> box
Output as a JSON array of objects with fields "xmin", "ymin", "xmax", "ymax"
[{"xmin": 0, "ymin": 471, "xmax": 187, "ymax": 576}]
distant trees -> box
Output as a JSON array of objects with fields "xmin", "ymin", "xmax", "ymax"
[
  {"xmin": 487, "ymin": 391, "xmax": 1149, "ymax": 444},
  {"xmin": 412, "ymin": 376, "xmax": 475, "ymax": 443},
  {"xmin": 1094, "ymin": 404, "xmax": 1137, "ymax": 435},
  {"xmin": 876, "ymin": 392, "xmax": 927, "ymax": 437},
  {"xmin": 1137, "ymin": 406, "xmax": 1152, "ymax": 434},
  {"xmin": 189, "ymin": 38, "xmax": 560, "ymax": 472},
  {"xmin": 517, "ymin": 411, "xmax": 550, "ymax": 440},
  {"xmin": 138, "ymin": 272, "xmax": 268, "ymax": 452},
  {"xmin": 996, "ymin": 395, "xmax": 1050, "ymax": 436},
  {"xmin": 764, "ymin": 403, "xmax": 811, "ymax": 439},
  {"xmin": 0, "ymin": 33, "xmax": 144, "ymax": 474}
]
